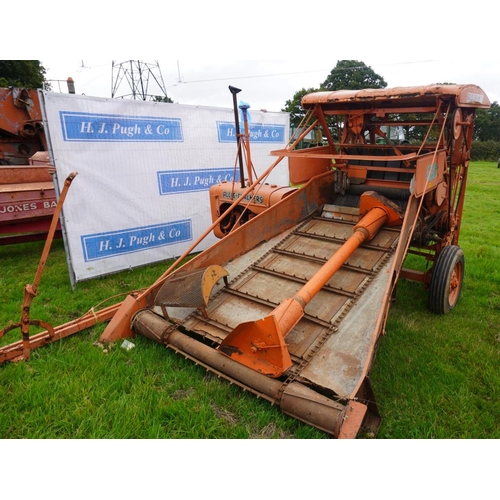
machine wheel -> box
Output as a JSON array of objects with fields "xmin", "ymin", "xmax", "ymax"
[{"xmin": 429, "ymin": 245, "xmax": 464, "ymax": 314}]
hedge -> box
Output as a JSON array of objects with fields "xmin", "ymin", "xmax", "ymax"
[{"xmin": 471, "ymin": 141, "xmax": 500, "ymax": 161}]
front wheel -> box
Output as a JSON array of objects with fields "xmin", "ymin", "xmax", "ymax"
[{"xmin": 429, "ymin": 245, "xmax": 464, "ymax": 314}]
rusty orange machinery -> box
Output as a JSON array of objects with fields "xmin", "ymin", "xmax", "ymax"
[
  {"xmin": 0, "ymin": 87, "xmax": 46, "ymax": 165},
  {"xmin": 0, "ymin": 84, "xmax": 492, "ymax": 439},
  {"xmin": 209, "ymin": 85, "xmax": 297, "ymax": 238},
  {"xmin": 0, "ymin": 152, "xmax": 59, "ymax": 245},
  {"xmin": 1, "ymin": 172, "xmax": 77, "ymax": 361},
  {"xmin": 0, "ymin": 87, "xmax": 58, "ymax": 245},
  {"xmin": 218, "ymin": 190, "xmax": 403, "ymax": 378},
  {"xmin": 209, "ymin": 180, "xmax": 296, "ymax": 238},
  {"xmin": 270, "ymin": 84, "xmax": 491, "ymax": 297}
]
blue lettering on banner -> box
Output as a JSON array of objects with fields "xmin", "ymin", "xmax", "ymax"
[
  {"xmin": 59, "ymin": 111, "xmax": 183, "ymax": 142},
  {"xmin": 158, "ymin": 168, "xmax": 240, "ymax": 195},
  {"xmin": 217, "ymin": 121, "xmax": 285, "ymax": 143},
  {"xmin": 81, "ymin": 220, "xmax": 192, "ymax": 261}
]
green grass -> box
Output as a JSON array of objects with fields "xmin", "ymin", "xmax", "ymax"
[
  {"xmin": 370, "ymin": 161, "xmax": 500, "ymax": 438},
  {"xmin": 0, "ymin": 239, "xmax": 323, "ymax": 439},
  {"xmin": 1, "ymin": 162, "xmax": 499, "ymax": 439}
]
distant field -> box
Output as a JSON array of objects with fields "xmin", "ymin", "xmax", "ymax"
[{"xmin": 1, "ymin": 161, "xmax": 499, "ymax": 439}]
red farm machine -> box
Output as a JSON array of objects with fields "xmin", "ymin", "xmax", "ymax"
[
  {"xmin": 0, "ymin": 86, "xmax": 65, "ymax": 245},
  {"xmin": 0, "ymin": 83, "xmax": 490, "ymax": 438}
]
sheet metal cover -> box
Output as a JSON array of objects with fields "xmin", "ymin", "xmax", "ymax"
[
  {"xmin": 301, "ymin": 84, "xmax": 491, "ymax": 109},
  {"xmin": 155, "ymin": 265, "xmax": 228, "ymax": 308}
]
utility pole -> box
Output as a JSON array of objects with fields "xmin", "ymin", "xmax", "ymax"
[{"xmin": 111, "ymin": 60, "xmax": 169, "ymax": 101}]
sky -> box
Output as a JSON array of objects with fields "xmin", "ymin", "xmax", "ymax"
[
  {"xmin": 41, "ymin": 57, "xmax": 500, "ymax": 113},
  {"xmin": 10, "ymin": 0, "xmax": 496, "ymax": 114}
]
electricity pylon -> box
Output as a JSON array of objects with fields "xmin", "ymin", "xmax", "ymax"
[{"xmin": 111, "ymin": 60, "xmax": 169, "ymax": 101}]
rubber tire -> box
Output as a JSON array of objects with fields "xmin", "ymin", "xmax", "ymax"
[{"xmin": 429, "ymin": 245, "xmax": 464, "ymax": 315}]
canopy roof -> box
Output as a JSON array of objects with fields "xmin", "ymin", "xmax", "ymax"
[{"xmin": 301, "ymin": 84, "xmax": 491, "ymax": 110}]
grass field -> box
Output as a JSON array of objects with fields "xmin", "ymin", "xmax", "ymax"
[{"xmin": 1, "ymin": 161, "xmax": 499, "ymax": 439}]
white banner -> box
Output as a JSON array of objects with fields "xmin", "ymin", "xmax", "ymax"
[{"xmin": 40, "ymin": 92, "xmax": 290, "ymax": 283}]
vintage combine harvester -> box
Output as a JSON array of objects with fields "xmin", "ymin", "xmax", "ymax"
[{"xmin": 0, "ymin": 84, "xmax": 490, "ymax": 438}]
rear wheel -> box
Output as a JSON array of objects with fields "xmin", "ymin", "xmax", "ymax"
[{"xmin": 429, "ymin": 245, "xmax": 464, "ymax": 314}]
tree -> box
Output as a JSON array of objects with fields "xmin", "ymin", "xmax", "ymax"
[
  {"xmin": 152, "ymin": 95, "xmax": 174, "ymax": 103},
  {"xmin": 474, "ymin": 101, "xmax": 500, "ymax": 141},
  {"xmin": 321, "ymin": 60, "xmax": 387, "ymax": 91},
  {"xmin": 282, "ymin": 61, "xmax": 387, "ymax": 129},
  {"xmin": 282, "ymin": 87, "xmax": 319, "ymax": 128},
  {"xmin": 0, "ymin": 60, "xmax": 49, "ymax": 89}
]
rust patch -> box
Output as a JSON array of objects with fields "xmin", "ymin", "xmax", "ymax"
[{"xmin": 335, "ymin": 351, "xmax": 360, "ymax": 378}]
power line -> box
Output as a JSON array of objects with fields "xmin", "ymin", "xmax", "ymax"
[
  {"xmin": 183, "ymin": 69, "xmax": 328, "ymax": 84},
  {"xmin": 177, "ymin": 60, "xmax": 439, "ymax": 85}
]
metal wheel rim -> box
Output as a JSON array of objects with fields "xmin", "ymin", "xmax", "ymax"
[{"xmin": 448, "ymin": 260, "xmax": 463, "ymax": 306}]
